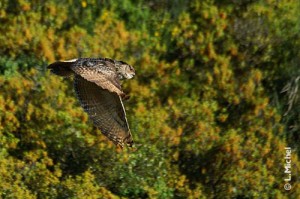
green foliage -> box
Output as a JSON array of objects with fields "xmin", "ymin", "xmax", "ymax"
[{"xmin": 0, "ymin": 0, "xmax": 300, "ymax": 198}]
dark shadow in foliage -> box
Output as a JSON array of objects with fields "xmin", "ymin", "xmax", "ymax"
[{"xmin": 178, "ymin": 143, "xmax": 232, "ymax": 197}]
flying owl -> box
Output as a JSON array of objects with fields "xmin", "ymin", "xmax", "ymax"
[{"xmin": 47, "ymin": 58, "xmax": 135, "ymax": 148}]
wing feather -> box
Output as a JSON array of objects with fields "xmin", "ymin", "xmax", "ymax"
[
  {"xmin": 71, "ymin": 58, "xmax": 124, "ymax": 95},
  {"xmin": 74, "ymin": 75, "xmax": 133, "ymax": 147}
]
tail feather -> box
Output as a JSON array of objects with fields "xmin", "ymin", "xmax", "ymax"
[{"xmin": 47, "ymin": 61, "xmax": 75, "ymax": 77}]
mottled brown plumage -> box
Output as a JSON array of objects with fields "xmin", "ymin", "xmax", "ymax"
[{"xmin": 47, "ymin": 58, "xmax": 135, "ymax": 148}]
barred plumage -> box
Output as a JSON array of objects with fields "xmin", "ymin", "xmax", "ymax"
[{"xmin": 47, "ymin": 58, "xmax": 135, "ymax": 148}]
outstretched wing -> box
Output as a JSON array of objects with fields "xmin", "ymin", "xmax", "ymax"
[
  {"xmin": 74, "ymin": 75, "xmax": 133, "ymax": 148},
  {"xmin": 71, "ymin": 59, "xmax": 124, "ymax": 95}
]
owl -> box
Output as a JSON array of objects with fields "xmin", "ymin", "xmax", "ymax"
[{"xmin": 47, "ymin": 58, "xmax": 135, "ymax": 148}]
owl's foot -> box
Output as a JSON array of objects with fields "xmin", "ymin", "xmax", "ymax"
[{"xmin": 121, "ymin": 93, "xmax": 130, "ymax": 101}]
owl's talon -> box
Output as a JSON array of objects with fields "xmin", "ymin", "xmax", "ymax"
[{"xmin": 122, "ymin": 94, "xmax": 130, "ymax": 101}]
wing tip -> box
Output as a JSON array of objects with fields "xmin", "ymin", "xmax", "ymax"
[
  {"xmin": 114, "ymin": 135, "xmax": 134, "ymax": 150},
  {"xmin": 47, "ymin": 59, "xmax": 77, "ymax": 77},
  {"xmin": 124, "ymin": 133, "xmax": 134, "ymax": 148}
]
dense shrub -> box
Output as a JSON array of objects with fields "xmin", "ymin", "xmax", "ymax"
[{"xmin": 0, "ymin": 0, "xmax": 299, "ymax": 198}]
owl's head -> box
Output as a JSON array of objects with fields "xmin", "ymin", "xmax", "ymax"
[{"xmin": 115, "ymin": 61, "xmax": 135, "ymax": 80}]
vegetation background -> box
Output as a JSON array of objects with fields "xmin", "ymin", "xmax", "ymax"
[{"xmin": 0, "ymin": 0, "xmax": 300, "ymax": 198}]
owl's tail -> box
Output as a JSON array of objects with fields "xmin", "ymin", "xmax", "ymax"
[{"xmin": 47, "ymin": 60, "xmax": 75, "ymax": 77}]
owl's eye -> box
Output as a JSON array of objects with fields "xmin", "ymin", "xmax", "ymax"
[{"xmin": 126, "ymin": 65, "xmax": 132, "ymax": 70}]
